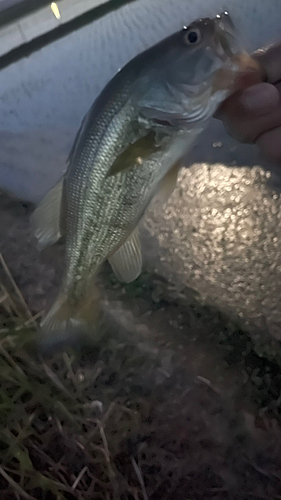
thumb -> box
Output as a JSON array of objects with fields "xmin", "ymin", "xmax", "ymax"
[{"xmin": 253, "ymin": 41, "xmax": 281, "ymax": 84}]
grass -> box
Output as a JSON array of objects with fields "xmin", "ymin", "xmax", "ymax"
[
  {"xmin": 1, "ymin": 256, "xmax": 281, "ymax": 499},
  {"xmin": 0, "ymin": 252, "xmax": 41, "ymax": 334}
]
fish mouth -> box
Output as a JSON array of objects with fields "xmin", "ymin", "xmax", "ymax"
[
  {"xmin": 211, "ymin": 52, "xmax": 263, "ymax": 92},
  {"xmin": 211, "ymin": 11, "xmax": 263, "ymax": 92},
  {"xmin": 213, "ymin": 11, "xmax": 239, "ymax": 59}
]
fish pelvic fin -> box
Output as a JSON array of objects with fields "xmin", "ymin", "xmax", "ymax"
[{"xmin": 39, "ymin": 285, "xmax": 101, "ymax": 352}]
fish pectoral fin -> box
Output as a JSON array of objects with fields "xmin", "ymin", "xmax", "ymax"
[
  {"xmin": 31, "ymin": 178, "xmax": 64, "ymax": 250},
  {"xmin": 107, "ymin": 130, "xmax": 159, "ymax": 177},
  {"xmin": 108, "ymin": 229, "xmax": 142, "ymax": 283}
]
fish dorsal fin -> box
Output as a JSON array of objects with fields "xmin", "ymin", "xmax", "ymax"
[
  {"xmin": 31, "ymin": 178, "xmax": 64, "ymax": 250},
  {"xmin": 107, "ymin": 130, "xmax": 159, "ymax": 177},
  {"xmin": 108, "ymin": 229, "xmax": 142, "ymax": 283}
]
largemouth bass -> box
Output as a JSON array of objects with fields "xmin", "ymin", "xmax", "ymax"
[{"xmin": 32, "ymin": 12, "xmax": 260, "ymax": 346}]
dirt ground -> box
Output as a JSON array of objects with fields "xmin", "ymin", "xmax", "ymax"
[{"xmin": 1, "ymin": 181, "xmax": 281, "ymax": 499}]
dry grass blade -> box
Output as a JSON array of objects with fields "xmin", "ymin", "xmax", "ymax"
[
  {"xmin": 196, "ymin": 375, "xmax": 221, "ymax": 394},
  {"xmin": 15, "ymin": 311, "xmax": 44, "ymax": 331},
  {"xmin": 30, "ymin": 443, "xmax": 70, "ymax": 487},
  {"xmin": 96, "ymin": 419, "xmax": 119, "ymax": 495},
  {"xmin": 131, "ymin": 457, "xmax": 148, "ymax": 500},
  {"xmin": 97, "ymin": 421, "xmax": 114, "ymax": 477},
  {"xmin": 0, "ymin": 327, "xmax": 9, "ymax": 333},
  {"xmin": 0, "ymin": 292, "xmax": 8, "ymax": 304},
  {"xmin": 0, "ymin": 343, "xmax": 26, "ymax": 376},
  {"xmin": 0, "ymin": 252, "xmax": 36, "ymax": 326},
  {"xmin": 42, "ymin": 362, "xmax": 73, "ymax": 398},
  {"xmin": 0, "ymin": 280, "xmax": 21, "ymax": 318},
  {"xmin": 133, "ymin": 490, "xmax": 140, "ymax": 500},
  {"xmin": 0, "ymin": 467, "xmax": 37, "ymax": 500},
  {"xmin": 71, "ymin": 466, "xmax": 88, "ymax": 490}
]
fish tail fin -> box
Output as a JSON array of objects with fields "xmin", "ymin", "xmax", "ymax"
[{"xmin": 40, "ymin": 286, "xmax": 101, "ymax": 352}]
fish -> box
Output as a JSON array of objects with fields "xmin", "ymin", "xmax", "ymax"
[
  {"xmin": 0, "ymin": 0, "xmax": 280, "ymax": 202},
  {"xmin": 31, "ymin": 12, "xmax": 261, "ymax": 348}
]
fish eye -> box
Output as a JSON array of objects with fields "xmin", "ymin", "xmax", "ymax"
[{"xmin": 183, "ymin": 27, "xmax": 201, "ymax": 46}]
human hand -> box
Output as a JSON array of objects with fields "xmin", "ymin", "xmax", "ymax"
[{"xmin": 216, "ymin": 42, "xmax": 281, "ymax": 165}]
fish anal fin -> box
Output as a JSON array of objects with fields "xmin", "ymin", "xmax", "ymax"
[
  {"xmin": 31, "ymin": 178, "xmax": 64, "ymax": 250},
  {"xmin": 108, "ymin": 229, "xmax": 142, "ymax": 283}
]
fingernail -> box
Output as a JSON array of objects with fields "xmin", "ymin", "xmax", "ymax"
[{"xmin": 240, "ymin": 83, "xmax": 279, "ymax": 113}]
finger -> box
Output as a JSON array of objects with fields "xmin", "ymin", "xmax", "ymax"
[
  {"xmin": 220, "ymin": 90, "xmax": 281, "ymax": 144},
  {"xmin": 236, "ymin": 82, "xmax": 280, "ymax": 116},
  {"xmin": 253, "ymin": 41, "xmax": 281, "ymax": 84},
  {"xmin": 224, "ymin": 105, "xmax": 281, "ymax": 144},
  {"xmin": 257, "ymin": 126, "xmax": 281, "ymax": 165},
  {"xmin": 215, "ymin": 41, "xmax": 281, "ymax": 118},
  {"xmin": 215, "ymin": 82, "xmax": 280, "ymax": 124},
  {"xmin": 232, "ymin": 69, "xmax": 263, "ymax": 93},
  {"xmin": 214, "ymin": 67, "xmax": 264, "ymax": 119}
]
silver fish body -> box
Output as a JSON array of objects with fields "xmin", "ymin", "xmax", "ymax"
[
  {"xmin": 64, "ymin": 95, "xmax": 196, "ymax": 297},
  {"xmin": 33, "ymin": 14, "xmax": 260, "ymax": 346}
]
